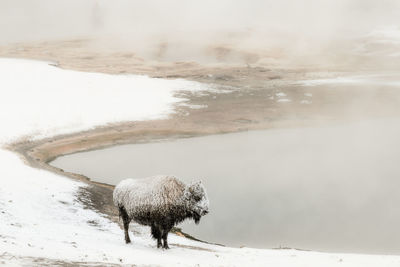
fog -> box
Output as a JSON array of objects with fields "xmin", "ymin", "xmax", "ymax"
[{"xmin": 1, "ymin": 0, "xmax": 400, "ymax": 66}]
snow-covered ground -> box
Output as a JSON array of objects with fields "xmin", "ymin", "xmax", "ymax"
[
  {"xmin": 0, "ymin": 58, "xmax": 214, "ymax": 142},
  {"xmin": 298, "ymin": 73, "xmax": 400, "ymax": 87},
  {"xmin": 1, "ymin": 58, "xmax": 400, "ymax": 266}
]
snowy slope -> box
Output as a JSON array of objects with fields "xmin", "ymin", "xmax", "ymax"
[
  {"xmin": 1, "ymin": 58, "xmax": 400, "ymax": 266},
  {"xmin": 0, "ymin": 58, "xmax": 211, "ymax": 142}
]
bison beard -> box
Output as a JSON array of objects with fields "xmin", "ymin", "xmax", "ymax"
[{"xmin": 193, "ymin": 212, "xmax": 201, "ymax": 224}]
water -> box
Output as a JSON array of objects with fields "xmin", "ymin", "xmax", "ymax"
[{"xmin": 51, "ymin": 119, "xmax": 400, "ymax": 254}]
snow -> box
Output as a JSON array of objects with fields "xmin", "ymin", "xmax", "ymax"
[
  {"xmin": 299, "ymin": 76, "xmax": 363, "ymax": 86},
  {"xmin": 299, "ymin": 74, "xmax": 400, "ymax": 87},
  {"xmin": 275, "ymin": 92, "xmax": 291, "ymax": 103},
  {"xmin": 275, "ymin": 92, "xmax": 287, "ymax": 97},
  {"xmin": 1, "ymin": 58, "xmax": 400, "ymax": 266},
  {"xmin": 300, "ymin": 99, "xmax": 312, "ymax": 104},
  {"xmin": 178, "ymin": 102, "xmax": 209, "ymax": 110},
  {"xmin": 0, "ymin": 58, "xmax": 212, "ymax": 142},
  {"xmin": 277, "ymin": 98, "xmax": 291, "ymax": 103}
]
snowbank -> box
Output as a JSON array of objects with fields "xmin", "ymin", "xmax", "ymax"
[
  {"xmin": 0, "ymin": 58, "xmax": 212, "ymax": 142},
  {"xmin": 1, "ymin": 58, "xmax": 400, "ymax": 266},
  {"xmin": 299, "ymin": 73, "xmax": 400, "ymax": 87}
]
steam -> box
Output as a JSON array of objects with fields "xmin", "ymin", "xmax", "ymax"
[{"xmin": 1, "ymin": 0, "xmax": 400, "ymax": 67}]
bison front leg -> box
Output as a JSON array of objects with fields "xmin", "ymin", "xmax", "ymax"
[
  {"xmin": 119, "ymin": 206, "xmax": 131, "ymax": 244},
  {"xmin": 162, "ymin": 231, "xmax": 169, "ymax": 249}
]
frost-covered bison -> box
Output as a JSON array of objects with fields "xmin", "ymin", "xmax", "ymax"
[{"xmin": 113, "ymin": 175, "xmax": 209, "ymax": 249}]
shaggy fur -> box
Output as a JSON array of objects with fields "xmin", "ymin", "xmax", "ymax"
[{"xmin": 113, "ymin": 175, "xmax": 209, "ymax": 249}]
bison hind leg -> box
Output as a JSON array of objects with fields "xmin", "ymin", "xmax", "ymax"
[
  {"xmin": 151, "ymin": 224, "xmax": 162, "ymax": 248},
  {"xmin": 119, "ymin": 206, "xmax": 131, "ymax": 244}
]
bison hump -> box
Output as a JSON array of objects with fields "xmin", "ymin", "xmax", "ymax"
[{"xmin": 114, "ymin": 175, "xmax": 186, "ymax": 210}]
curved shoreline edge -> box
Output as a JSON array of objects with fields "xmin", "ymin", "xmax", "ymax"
[{"xmin": 7, "ymin": 106, "xmax": 326, "ymax": 248}]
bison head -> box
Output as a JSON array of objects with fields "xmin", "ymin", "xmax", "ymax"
[{"xmin": 184, "ymin": 180, "xmax": 209, "ymax": 224}]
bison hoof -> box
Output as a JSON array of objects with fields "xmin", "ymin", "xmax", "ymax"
[
  {"xmin": 163, "ymin": 245, "xmax": 170, "ymax": 249},
  {"xmin": 125, "ymin": 239, "xmax": 131, "ymax": 244}
]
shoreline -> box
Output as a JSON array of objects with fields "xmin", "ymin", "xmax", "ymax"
[{"xmin": 8, "ymin": 106, "xmax": 325, "ymax": 224}]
